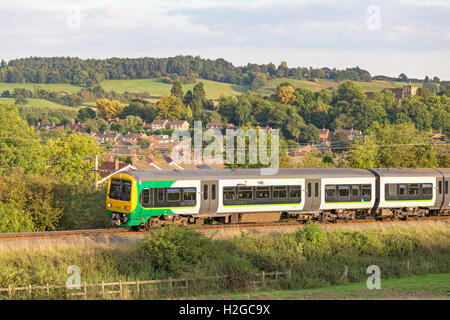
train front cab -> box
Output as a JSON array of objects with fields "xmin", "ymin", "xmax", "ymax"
[{"xmin": 106, "ymin": 172, "xmax": 138, "ymax": 227}]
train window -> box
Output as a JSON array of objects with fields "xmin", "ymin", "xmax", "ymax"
[
  {"xmin": 362, "ymin": 185, "xmax": 371, "ymax": 197},
  {"xmin": 109, "ymin": 179, "xmax": 131, "ymax": 201},
  {"xmin": 273, "ymin": 186, "xmax": 287, "ymax": 198},
  {"xmin": 223, "ymin": 187, "xmax": 236, "ymax": 200},
  {"xmin": 325, "ymin": 186, "xmax": 336, "ymax": 197},
  {"xmin": 421, "ymin": 184, "xmax": 433, "ymax": 195},
  {"xmin": 211, "ymin": 184, "xmax": 216, "ymax": 200},
  {"xmin": 409, "ymin": 184, "xmax": 420, "ymax": 196},
  {"xmin": 338, "ymin": 186, "xmax": 350, "ymax": 197},
  {"xmin": 438, "ymin": 181, "xmax": 442, "ymax": 194},
  {"xmin": 387, "ymin": 184, "xmax": 397, "ymax": 197},
  {"xmin": 183, "ymin": 188, "xmax": 196, "ymax": 201},
  {"xmin": 256, "ymin": 187, "xmax": 270, "ymax": 199},
  {"xmin": 238, "ymin": 187, "xmax": 253, "ymax": 199},
  {"xmin": 399, "ymin": 185, "xmax": 408, "ymax": 196},
  {"xmin": 167, "ymin": 189, "xmax": 181, "ymax": 202},
  {"xmin": 351, "ymin": 185, "xmax": 360, "ymax": 197},
  {"xmin": 203, "ymin": 185, "xmax": 208, "ymax": 200},
  {"xmin": 314, "ymin": 183, "xmax": 319, "ymax": 197},
  {"xmin": 157, "ymin": 188, "xmax": 164, "ymax": 202},
  {"xmin": 445, "ymin": 181, "xmax": 449, "ymax": 194},
  {"xmin": 289, "ymin": 186, "xmax": 301, "ymax": 198},
  {"xmin": 307, "ymin": 183, "xmax": 311, "ymax": 197},
  {"xmin": 141, "ymin": 188, "xmax": 151, "ymax": 206}
]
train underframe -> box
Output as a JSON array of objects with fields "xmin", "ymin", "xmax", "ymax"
[{"xmin": 136, "ymin": 206, "xmax": 450, "ymax": 230}]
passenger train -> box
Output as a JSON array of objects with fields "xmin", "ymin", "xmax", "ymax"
[{"xmin": 106, "ymin": 168, "xmax": 450, "ymax": 229}]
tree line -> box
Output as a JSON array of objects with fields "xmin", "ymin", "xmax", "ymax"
[{"xmin": 0, "ymin": 56, "xmax": 372, "ymax": 87}]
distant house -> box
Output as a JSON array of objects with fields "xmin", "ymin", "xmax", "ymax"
[
  {"xmin": 149, "ymin": 135, "xmax": 174, "ymax": 144},
  {"xmin": 150, "ymin": 120, "xmax": 169, "ymax": 131},
  {"xmin": 288, "ymin": 145, "xmax": 312, "ymax": 157},
  {"xmin": 97, "ymin": 158, "xmax": 136, "ymax": 185},
  {"xmin": 206, "ymin": 122, "xmax": 224, "ymax": 130},
  {"xmin": 366, "ymin": 85, "xmax": 418, "ymax": 102},
  {"xmin": 94, "ymin": 133, "xmax": 122, "ymax": 145},
  {"xmin": 123, "ymin": 133, "xmax": 148, "ymax": 144},
  {"xmin": 333, "ymin": 128, "xmax": 362, "ymax": 141},
  {"xmin": 319, "ymin": 128, "xmax": 330, "ymax": 143},
  {"xmin": 66, "ymin": 119, "xmax": 86, "ymax": 133},
  {"xmin": 168, "ymin": 120, "xmax": 190, "ymax": 131},
  {"xmin": 226, "ymin": 124, "xmax": 241, "ymax": 130}
]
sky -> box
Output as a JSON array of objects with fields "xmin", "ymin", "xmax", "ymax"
[{"xmin": 0, "ymin": 0, "xmax": 449, "ymax": 80}]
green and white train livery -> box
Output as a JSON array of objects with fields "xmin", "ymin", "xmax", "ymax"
[{"xmin": 106, "ymin": 168, "xmax": 450, "ymax": 228}]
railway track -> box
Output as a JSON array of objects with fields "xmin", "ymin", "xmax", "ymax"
[{"xmin": 0, "ymin": 216, "xmax": 448, "ymax": 242}]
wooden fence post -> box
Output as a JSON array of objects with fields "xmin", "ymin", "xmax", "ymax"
[
  {"xmin": 216, "ymin": 274, "xmax": 220, "ymax": 291},
  {"xmin": 8, "ymin": 286, "xmax": 12, "ymax": 299},
  {"xmin": 28, "ymin": 285, "xmax": 32, "ymax": 296},
  {"xmin": 119, "ymin": 280, "xmax": 123, "ymax": 299},
  {"xmin": 136, "ymin": 279, "xmax": 140, "ymax": 298},
  {"xmin": 261, "ymin": 271, "xmax": 265, "ymax": 289},
  {"xmin": 101, "ymin": 281, "xmax": 105, "ymax": 299},
  {"xmin": 46, "ymin": 284, "xmax": 50, "ymax": 296},
  {"xmin": 169, "ymin": 277, "xmax": 173, "ymax": 293},
  {"xmin": 84, "ymin": 282, "xmax": 87, "ymax": 300},
  {"xmin": 275, "ymin": 271, "xmax": 279, "ymax": 288}
]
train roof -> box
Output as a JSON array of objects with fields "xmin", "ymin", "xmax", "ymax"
[
  {"xmin": 121, "ymin": 168, "xmax": 375, "ymax": 181},
  {"xmin": 369, "ymin": 168, "xmax": 449, "ymax": 177}
]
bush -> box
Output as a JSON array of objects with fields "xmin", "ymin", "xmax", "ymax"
[{"xmin": 138, "ymin": 225, "xmax": 215, "ymax": 275}]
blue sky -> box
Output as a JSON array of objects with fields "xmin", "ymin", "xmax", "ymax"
[{"xmin": 0, "ymin": 0, "xmax": 449, "ymax": 79}]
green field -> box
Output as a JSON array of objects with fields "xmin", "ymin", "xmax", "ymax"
[
  {"xmin": 0, "ymin": 77, "xmax": 422, "ymax": 104},
  {"xmin": 255, "ymin": 78, "xmax": 421, "ymax": 96},
  {"xmin": 202, "ymin": 273, "xmax": 450, "ymax": 300},
  {"xmin": 0, "ymin": 98, "xmax": 83, "ymax": 111},
  {"xmin": 0, "ymin": 82, "xmax": 84, "ymax": 94},
  {"xmin": 100, "ymin": 78, "xmax": 248, "ymax": 99}
]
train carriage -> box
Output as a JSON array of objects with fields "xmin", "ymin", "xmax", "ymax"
[
  {"xmin": 370, "ymin": 168, "xmax": 450, "ymax": 219},
  {"xmin": 106, "ymin": 168, "xmax": 449, "ymax": 228}
]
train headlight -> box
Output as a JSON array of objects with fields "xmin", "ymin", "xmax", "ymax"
[
  {"xmin": 124, "ymin": 206, "xmax": 129, "ymax": 210},
  {"xmin": 107, "ymin": 203, "xmax": 112, "ymax": 208}
]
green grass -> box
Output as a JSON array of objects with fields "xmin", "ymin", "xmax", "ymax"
[
  {"xmin": 100, "ymin": 78, "xmax": 248, "ymax": 99},
  {"xmin": 0, "ymin": 98, "xmax": 83, "ymax": 111},
  {"xmin": 201, "ymin": 273, "xmax": 450, "ymax": 300},
  {"xmin": 0, "ymin": 224, "xmax": 448, "ymax": 300},
  {"xmin": 0, "ymin": 83, "xmax": 84, "ymax": 94},
  {"xmin": 255, "ymin": 78, "xmax": 422, "ymax": 95}
]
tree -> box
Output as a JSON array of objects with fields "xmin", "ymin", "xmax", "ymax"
[
  {"xmin": 15, "ymin": 95, "xmax": 28, "ymax": 105},
  {"xmin": 77, "ymin": 107, "xmax": 97, "ymax": 122},
  {"xmin": 0, "ymin": 102, "xmax": 46, "ymax": 173},
  {"xmin": 348, "ymin": 122, "xmax": 440, "ymax": 168},
  {"xmin": 398, "ymin": 73, "xmax": 408, "ymax": 82},
  {"xmin": 110, "ymin": 122, "xmax": 125, "ymax": 134},
  {"xmin": 275, "ymin": 82, "xmax": 296, "ymax": 104},
  {"xmin": 170, "ymin": 79, "xmax": 184, "ymax": 101},
  {"xmin": 44, "ymin": 133, "xmax": 101, "ymax": 185},
  {"xmin": 124, "ymin": 115, "xmax": 144, "ymax": 132},
  {"xmin": 156, "ymin": 95, "xmax": 186, "ymax": 120},
  {"xmin": 250, "ymin": 72, "xmax": 267, "ymax": 90},
  {"xmin": 96, "ymin": 99, "xmax": 123, "ymax": 120}
]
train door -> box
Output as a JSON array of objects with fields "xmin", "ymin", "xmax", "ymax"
[
  {"xmin": 199, "ymin": 181, "xmax": 219, "ymax": 214},
  {"xmin": 435, "ymin": 176, "xmax": 445, "ymax": 211},
  {"xmin": 304, "ymin": 179, "xmax": 321, "ymax": 211}
]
